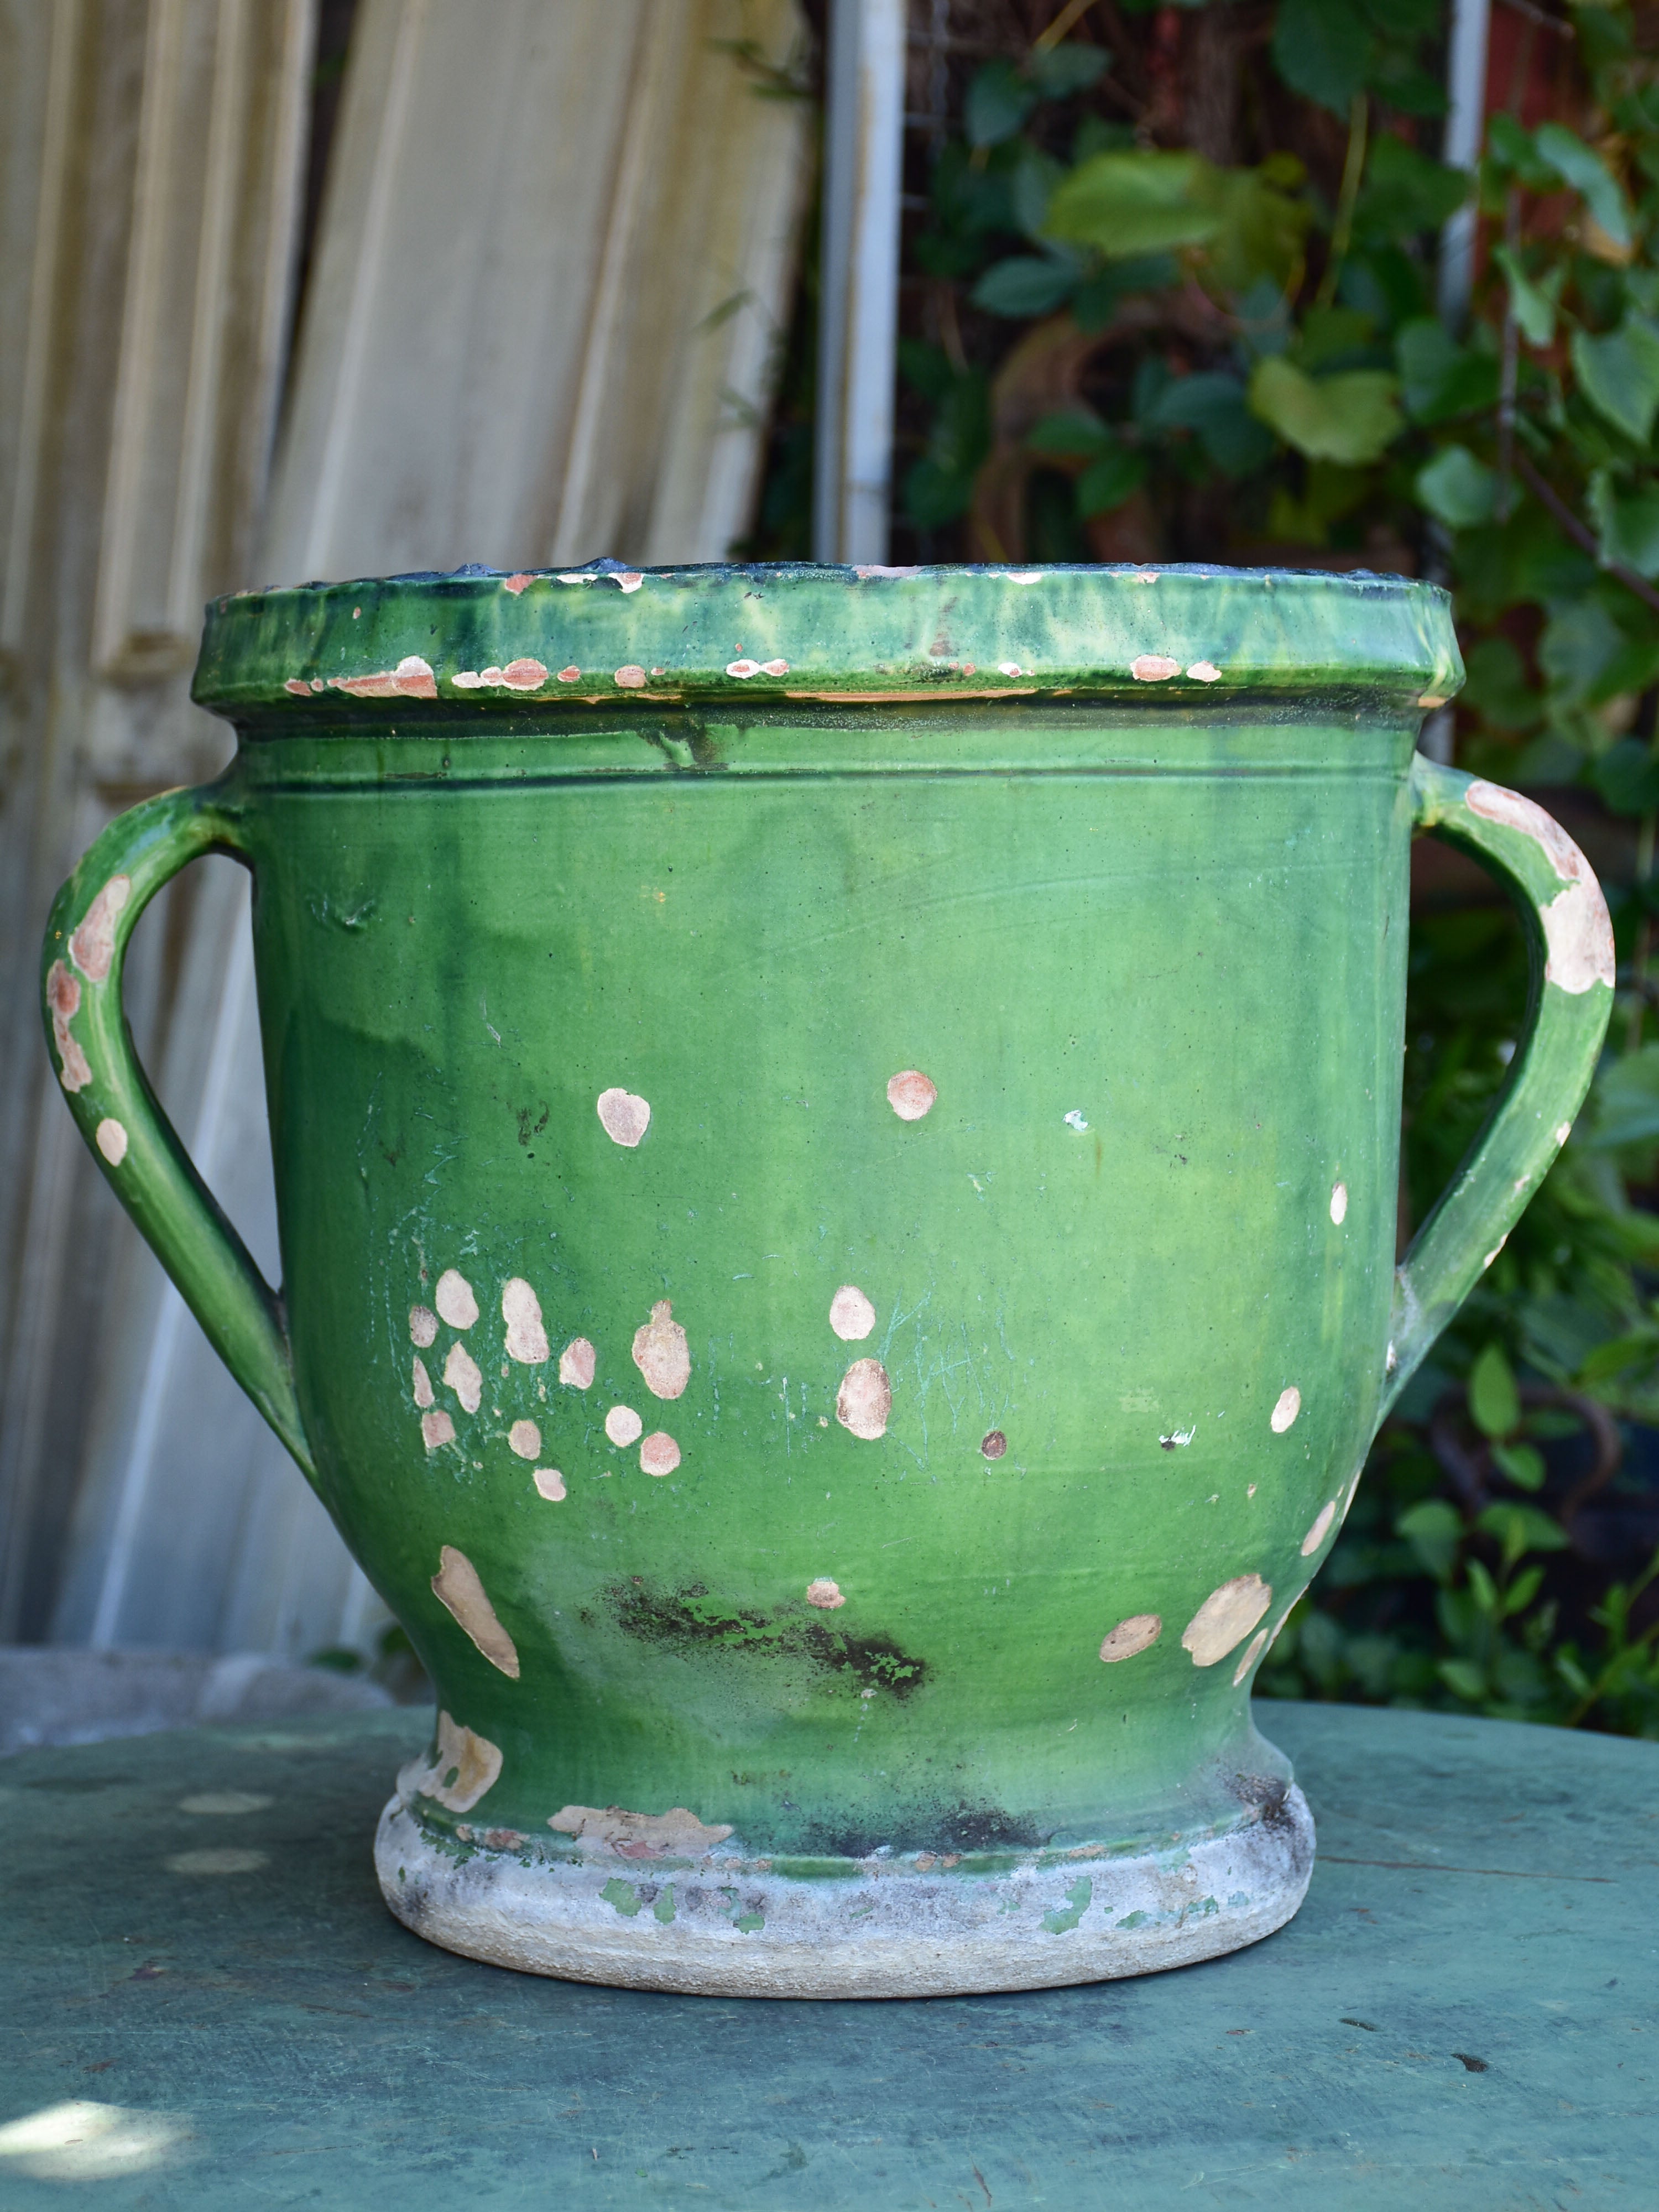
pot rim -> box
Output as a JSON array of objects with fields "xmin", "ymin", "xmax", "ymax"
[{"xmin": 192, "ymin": 558, "xmax": 1462, "ymax": 721}]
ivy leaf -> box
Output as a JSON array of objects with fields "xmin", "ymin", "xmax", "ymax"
[
  {"xmin": 1492, "ymin": 244, "xmax": 1563, "ymax": 348},
  {"xmin": 1397, "ymin": 1499, "xmax": 1462, "ymax": 1582},
  {"xmin": 1046, "ymin": 150, "xmax": 1222, "ymax": 259},
  {"xmin": 1153, "ymin": 372, "xmax": 1276, "ymax": 476},
  {"xmin": 971, "ymin": 256, "xmax": 1078, "ymax": 318},
  {"xmin": 1026, "ymin": 409, "xmax": 1112, "ymax": 459},
  {"xmin": 1415, "ymin": 444, "xmax": 1496, "ymax": 528},
  {"xmin": 1591, "ymin": 737, "xmax": 1659, "ymax": 818},
  {"xmin": 1588, "ymin": 472, "xmax": 1659, "ymax": 578},
  {"xmin": 1486, "ymin": 114, "xmax": 1555, "ymax": 191},
  {"xmin": 1587, "ymin": 1041, "xmax": 1659, "ymax": 1146},
  {"xmin": 1533, "ymin": 121, "xmax": 1635, "ymax": 256},
  {"xmin": 965, "ymin": 59, "xmax": 1038, "ymax": 149},
  {"xmin": 1076, "ymin": 447, "xmax": 1147, "ymax": 516},
  {"xmin": 1468, "ymin": 1342, "xmax": 1521, "ymax": 1439},
  {"xmin": 901, "ymin": 372, "xmax": 991, "ymax": 529},
  {"xmin": 1026, "ymin": 42, "xmax": 1110, "ymax": 100},
  {"xmin": 1573, "ymin": 317, "xmax": 1659, "ymax": 445},
  {"xmin": 1271, "ymin": 0, "xmax": 1371, "ymax": 117},
  {"xmin": 1248, "ymin": 356, "xmax": 1402, "ymax": 464},
  {"xmin": 1353, "ymin": 134, "xmax": 1469, "ymax": 247},
  {"xmin": 1396, "ymin": 317, "xmax": 1501, "ymax": 423}
]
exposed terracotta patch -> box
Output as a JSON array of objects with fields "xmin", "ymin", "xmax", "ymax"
[
  {"xmin": 886, "ymin": 1069, "xmax": 936, "ymax": 1121},
  {"xmin": 632, "ymin": 1300, "xmax": 690, "ymax": 1399},
  {"xmin": 829, "ymin": 1285, "xmax": 877, "ymax": 1341},
  {"xmin": 502, "ymin": 572, "xmax": 535, "ymax": 594},
  {"xmin": 836, "ymin": 1358, "xmax": 891, "ymax": 1441},
  {"xmin": 547, "ymin": 1804, "xmax": 733, "ymax": 1858},
  {"xmin": 45, "ymin": 958, "xmax": 90, "ymax": 1089},
  {"xmin": 421, "ymin": 1409, "xmax": 456, "ymax": 1450},
  {"xmin": 1099, "ymin": 1613, "xmax": 1161, "ymax": 1663},
  {"xmin": 533, "ymin": 1467, "xmax": 566, "ymax": 1501},
  {"xmin": 435, "ymin": 1269, "xmax": 478, "ymax": 1329},
  {"xmin": 1186, "ymin": 661, "xmax": 1222, "ymax": 682},
  {"xmin": 1270, "ymin": 1385, "xmax": 1301, "ymax": 1433},
  {"xmin": 69, "ymin": 874, "xmax": 132, "ymax": 983},
  {"xmin": 596, "ymin": 1087, "xmax": 651, "ymax": 1146},
  {"xmin": 509, "ymin": 1418, "xmax": 541, "ymax": 1461},
  {"xmin": 413, "ymin": 1356, "xmax": 434, "ymax": 1409},
  {"xmin": 409, "ymin": 1305, "xmax": 438, "ymax": 1348},
  {"xmin": 606, "ymin": 1404, "xmax": 644, "ymax": 1447},
  {"xmin": 616, "ymin": 572, "xmax": 644, "ymax": 593},
  {"xmin": 805, "ymin": 1577, "xmax": 845, "ymax": 1609},
  {"xmin": 557, "ymin": 666, "xmax": 581, "ymax": 682},
  {"xmin": 1418, "ymin": 691, "xmax": 1448, "ymax": 708},
  {"xmin": 431, "ymin": 1543, "xmax": 520, "ymax": 1677},
  {"xmin": 639, "ymin": 1431, "xmax": 680, "ymax": 1476},
  {"xmin": 760, "ymin": 658, "xmax": 789, "ymax": 676},
  {"xmin": 1330, "ymin": 1181, "xmax": 1348, "ymax": 1225},
  {"xmin": 1131, "ymin": 654, "xmax": 1180, "ymax": 682},
  {"xmin": 502, "ymin": 1277, "xmax": 549, "ymax": 1364},
  {"xmin": 614, "ymin": 665, "xmax": 648, "ymax": 688},
  {"xmin": 410, "ymin": 1709, "xmax": 503, "ymax": 1811},
  {"xmin": 327, "ymin": 654, "xmax": 436, "ymax": 700},
  {"xmin": 444, "ymin": 1340, "xmax": 483, "ymax": 1414},
  {"xmin": 1232, "ymin": 1626, "xmax": 1271, "ymax": 1687},
  {"xmin": 284, "ymin": 678, "xmax": 310, "ymax": 696},
  {"xmin": 559, "ymin": 1336, "xmax": 597, "ymax": 1388},
  {"xmin": 1181, "ymin": 1573, "xmax": 1272, "ymax": 1667},
  {"xmin": 95, "ymin": 1117, "xmax": 127, "ymax": 1166},
  {"xmin": 1301, "ymin": 1500, "xmax": 1337, "ymax": 1557},
  {"xmin": 980, "ymin": 1430, "xmax": 1007, "ymax": 1459},
  {"xmin": 726, "ymin": 658, "xmax": 761, "ymax": 678},
  {"xmin": 1539, "ymin": 879, "xmax": 1616, "ymax": 994}
]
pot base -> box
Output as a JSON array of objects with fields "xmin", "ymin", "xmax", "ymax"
[{"xmin": 375, "ymin": 1787, "xmax": 1315, "ymax": 1998}]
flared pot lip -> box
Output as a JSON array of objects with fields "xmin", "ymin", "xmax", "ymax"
[{"xmin": 192, "ymin": 557, "xmax": 1462, "ymax": 721}]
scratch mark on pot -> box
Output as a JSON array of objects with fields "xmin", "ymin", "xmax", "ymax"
[
  {"xmin": 421, "ymin": 1410, "xmax": 455, "ymax": 1450},
  {"xmin": 502, "ymin": 1277, "xmax": 550, "ymax": 1363},
  {"xmin": 886, "ymin": 1069, "xmax": 936, "ymax": 1120},
  {"xmin": 404, "ymin": 1709, "xmax": 502, "ymax": 1811},
  {"xmin": 431, "ymin": 1544, "xmax": 520, "ymax": 1677},
  {"xmin": 548, "ymin": 1804, "xmax": 732, "ymax": 1858},
  {"xmin": 70, "ymin": 874, "xmax": 132, "ymax": 982},
  {"xmin": 1099, "ymin": 1614, "xmax": 1161, "ymax": 1662},
  {"xmin": 435, "ymin": 1270, "xmax": 478, "ymax": 1329},
  {"xmin": 409, "ymin": 1305, "xmax": 438, "ymax": 1348},
  {"xmin": 413, "ymin": 1357, "xmax": 434, "ymax": 1409},
  {"xmin": 533, "ymin": 1468, "xmax": 566, "ymax": 1501},
  {"xmin": 830, "ymin": 1285, "xmax": 877, "ymax": 1341},
  {"xmin": 509, "ymin": 1418, "xmax": 541, "ymax": 1461},
  {"xmin": 1270, "ymin": 1385, "xmax": 1301, "ymax": 1433},
  {"xmin": 806, "ymin": 1578, "xmax": 846, "ymax": 1609},
  {"xmin": 1232, "ymin": 1626, "xmax": 1270, "ymax": 1686},
  {"xmin": 560, "ymin": 1337, "xmax": 597, "ymax": 1388},
  {"xmin": 1131, "ymin": 654, "xmax": 1180, "ymax": 682},
  {"xmin": 1182, "ymin": 1574, "xmax": 1272, "ymax": 1667},
  {"xmin": 597, "ymin": 1087, "xmax": 651, "ymax": 1146},
  {"xmin": 606, "ymin": 1405, "xmax": 644, "ymax": 1447},
  {"xmin": 633, "ymin": 1300, "xmax": 690, "ymax": 1399},
  {"xmin": 1301, "ymin": 1501, "xmax": 1337, "ymax": 1556},
  {"xmin": 95, "ymin": 1118, "xmax": 127, "ymax": 1166},
  {"xmin": 45, "ymin": 961, "xmax": 90, "ymax": 1092},
  {"xmin": 640, "ymin": 1432, "xmax": 680, "ymax": 1476},
  {"xmin": 328, "ymin": 654, "xmax": 436, "ymax": 700},
  {"xmin": 836, "ymin": 1358, "xmax": 891, "ymax": 1440},
  {"xmin": 1159, "ymin": 1427, "xmax": 1194, "ymax": 1449},
  {"xmin": 444, "ymin": 1340, "xmax": 483, "ymax": 1413}
]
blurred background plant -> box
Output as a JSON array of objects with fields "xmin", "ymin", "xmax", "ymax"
[{"xmin": 753, "ymin": 0, "xmax": 1659, "ymax": 1733}]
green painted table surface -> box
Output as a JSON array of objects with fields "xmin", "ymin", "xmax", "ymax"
[{"xmin": 1, "ymin": 1704, "xmax": 1653, "ymax": 2210}]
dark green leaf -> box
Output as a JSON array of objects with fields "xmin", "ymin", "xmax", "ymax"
[
  {"xmin": 1591, "ymin": 737, "xmax": 1659, "ymax": 818},
  {"xmin": 1573, "ymin": 319, "xmax": 1659, "ymax": 445},
  {"xmin": 1153, "ymin": 372, "xmax": 1276, "ymax": 474},
  {"xmin": 1589, "ymin": 475, "xmax": 1659, "ymax": 578},
  {"xmin": 1271, "ymin": 0, "xmax": 1371, "ymax": 116},
  {"xmin": 1460, "ymin": 636, "xmax": 1540, "ymax": 731},
  {"xmin": 1026, "ymin": 42, "xmax": 1110, "ymax": 100},
  {"xmin": 1477, "ymin": 1500, "xmax": 1571, "ymax": 1567},
  {"xmin": 1492, "ymin": 244, "xmax": 1563, "ymax": 348},
  {"xmin": 1046, "ymin": 150, "xmax": 1222, "ymax": 258},
  {"xmin": 1468, "ymin": 1341, "xmax": 1521, "ymax": 1438},
  {"xmin": 1588, "ymin": 1043, "xmax": 1659, "ymax": 1147},
  {"xmin": 1397, "ymin": 1498, "xmax": 1462, "ymax": 1581},
  {"xmin": 1438, "ymin": 1656, "xmax": 1488, "ymax": 1700},
  {"xmin": 1415, "ymin": 444, "xmax": 1496, "ymax": 528},
  {"xmin": 1486, "ymin": 115, "xmax": 1553, "ymax": 190},
  {"xmin": 1535, "ymin": 122, "xmax": 1635, "ymax": 254},
  {"xmin": 965, "ymin": 59, "xmax": 1037, "ymax": 149},
  {"xmin": 1396, "ymin": 317, "xmax": 1501, "ymax": 423},
  {"xmin": 1490, "ymin": 1440, "xmax": 1547, "ymax": 1493},
  {"xmin": 1026, "ymin": 409, "xmax": 1112, "ymax": 458},
  {"xmin": 1353, "ymin": 134, "xmax": 1469, "ymax": 246},
  {"xmin": 1076, "ymin": 446, "xmax": 1147, "ymax": 516},
  {"xmin": 971, "ymin": 256, "xmax": 1078, "ymax": 317}
]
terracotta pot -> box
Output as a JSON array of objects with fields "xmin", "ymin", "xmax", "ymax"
[{"xmin": 43, "ymin": 562, "xmax": 1612, "ymax": 1996}]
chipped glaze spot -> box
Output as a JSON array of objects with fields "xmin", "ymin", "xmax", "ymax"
[
  {"xmin": 328, "ymin": 654, "xmax": 436, "ymax": 700},
  {"xmin": 1232, "ymin": 1626, "xmax": 1271, "ymax": 1686},
  {"xmin": 1330, "ymin": 1181, "xmax": 1348, "ymax": 1224},
  {"xmin": 421, "ymin": 1409, "xmax": 455, "ymax": 1451},
  {"xmin": 509, "ymin": 1418, "xmax": 541, "ymax": 1460},
  {"xmin": 455, "ymin": 658, "xmax": 548, "ymax": 692},
  {"xmin": 1003, "ymin": 570, "xmax": 1043, "ymax": 584},
  {"xmin": 761, "ymin": 658, "xmax": 789, "ymax": 676},
  {"xmin": 413, "ymin": 1356, "xmax": 434, "ymax": 1410},
  {"xmin": 853, "ymin": 565, "xmax": 918, "ymax": 578},
  {"xmin": 805, "ymin": 1577, "xmax": 846, "ymax": 1609},
  {"xmin": 996, "ymin": 661, "xmax": 1024, "ymax": 677},
  {"xmin": 410, "ymin": 1305, "xmax": 438, "ymax": 1347},
  {"xmin": 435, "ymin": 1269, "xmax": 479, "ymax": 1329},
  {"xmin": 95, "ymin": 1118, "xmax": 127, "ymax": 1166},
  {"xmin": 70, "ymin": 874, "xmax": 132, "ymax": 983},
  {"xmin": 726, "ymin": 658, "xmax": 761, "ymax": 678},
  {"xmin": 1301, "ymin": 1500, "xmax": 1337, "ymax": 1557},
  {"xmin": 1182, "ymin": 1573, "xmax": 1272, "ymax": 1666},
  {"xmin": 616, "ymin": 571, "xmax": 644, "ymax": 593},
  {"xmin": 829, "ymin": 1285, "xmax": 877, "ymax": 1341},
  {"xmin": 444, "ymin": 1340, "xmax": 483, "ymax": 1414},
  {"xmin": 502, "ymin": 1277, "xmax": 550, "ymax": 1364},
  {"xmin": 980, "ymin": 1430, "xmax": 1008, "ymax": 1459},
  {"xmin": 1160, "ymin": 1427, "xmax": 1194, "ymax": 1449},
  {"xmin": 503, "ymin": 572, "xmax": 535, "ymax": 594},
  {"xmin": 45, "ymin": 961, "xmax": 91, "ymax": 1092},
  {"xmin": 1099, "ymin": 1614, "xmax": 1161, "ymax": 1663},
  {"xmin": 1063, "ymin": 1108, "xmax": 1089, "ymax": 1131},
  {"xmin": 1131, "ymin": 654, "xmax": 1180, "ymax": 682},
  {"xmin": 557, "ymin": 665, "xmax": 580, "ymax": 682},
  {"xmin": 1483, "ymin": 1234, "xmax": 1507, "ymax": 1269},
  {"xmin": 1539, "ymin": 879, "xmax": 1616, "ymax": 994},
  {"xmin": 1270, "ymin": 1385, "xmax": 1301, "ymax": 1433},
  {"xmin": 836, "ymin": 1358, "xmax": 891, "ymax": 1441},
  {"xmin": 431, "ymin": 1544, "xmax": 520, "ymax": 1677},
  {"xmin": 597, "ymin": 1087, "xmax": 650, "ymax": 1146},
  {"xmin": 886, "ymin": 1069, "xmax": 936, "ymax": 1121},
  {"xmin": 1186, "ymin": 661, "xmax": 1222, "ymax": 682},
  {"xmin": 633, "ymin": 1300, "xmax": 690, "ymax": 1399},
  {"xmin": 614, "ymin": 665, "xmax": 648, "ymax": 688},
  {"xmin": 533, "ymin": 1467, "xmax": 567, "ymax": 1501},
  {"xmin": 408, "ymin": 1709, "xmax": 503, "ymax": 1811},
  {"xmin": 1417, "ymin": 692, "xmax": 1448, "ymax": 708},
  {"xmin": 547, "ymin": 1804, "xmax": 733, "ymax": 1858},
  {"xmin": 1556, "ymin": 1122, "xmax": 1572, "ymax": 1145},
  {"xmin": 559, "ymin": 1337, "xmax": 597, "ymax": 1388},
  {"xmin": 606, "ymin": 1404, "xmax": 644, "ymax": 1447},
  {"xmin": 284, "ymin": 677, "xmax": 310, "ymax": 696},
  {"xmin": 640, "ymin": 1431, "xmax": 680, "ymax": 1476}
]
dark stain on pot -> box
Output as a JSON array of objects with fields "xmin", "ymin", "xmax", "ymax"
[
  {"xmin": 808, "ymin": 1800, "xmax": 1047, "ymax": 1860},
  {"xmin": 609, "ymin": 1579, "xmax": 928, "ymax": 1700},
  {"xmin": 515, "ymin": 1103, "xmax": 549, "ymax": 1147}
]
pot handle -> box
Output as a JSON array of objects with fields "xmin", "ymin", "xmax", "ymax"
[
  {"xmin": 40, "ymin": 782, "xmax": 315, "ymax": 1480},
  {"xmin": 1385, "ymin": 755, "xmax": 1615, "ymax": 1416}
]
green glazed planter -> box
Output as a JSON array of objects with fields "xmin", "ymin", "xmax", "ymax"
[{"xmin": 44, "ymin": 562, "xmax": 1613, "ymax": 1997}]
